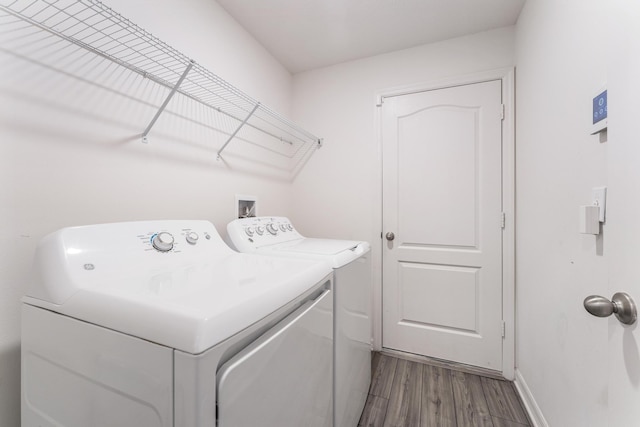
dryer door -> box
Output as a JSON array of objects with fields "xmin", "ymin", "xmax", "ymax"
[{"xmin": 217, "ymin": 286, "xmax": 333, "ymax": 427}]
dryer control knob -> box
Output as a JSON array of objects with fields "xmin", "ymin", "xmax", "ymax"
[
  {"xmin": 245, "ymin": 227, "xmax": 255, "ymax": 237},
  {"xmin": 255, "ymin": 226, "xmax": 265, "ymax": 236},
  {"xmin": 266, "ymin": 223, "xmax": 278, "ymax": 235},
  {"xmin": 152, "ymin": 232, "xmax": 174, "ymax": 252},
  {"xmin": 185, "ymin": 232, "xmax": 199, "ymax": 245}
]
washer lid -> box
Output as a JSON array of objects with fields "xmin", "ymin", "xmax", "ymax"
[
  {"xmin": 273, "ymin": 238, "xmax": 361, "ymax": 256},
  {"xmin": 264, "ymin": 238, "xmax": 370, "ymax": 268}
]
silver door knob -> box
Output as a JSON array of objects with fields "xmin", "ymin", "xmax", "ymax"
[
  {"xmin": 385, "ymin": 232, "xmax": 395, "ymax": 241},
  {"xmin": 584, "ymin": 292, "xmax": 637, "ymax": 325}
]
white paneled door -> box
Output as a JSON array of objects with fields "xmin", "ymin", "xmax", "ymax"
[{"xmin": 381, "ymin": 80, "xmax": 504, "ymax": 371}]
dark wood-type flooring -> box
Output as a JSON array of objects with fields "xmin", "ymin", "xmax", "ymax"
[{"xmin": 359, "ymin": 353, "xmax": 531, "ymax": 427}]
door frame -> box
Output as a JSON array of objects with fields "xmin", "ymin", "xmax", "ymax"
[{"xmin": 372, "ymin": 67, "xmax": 515, "ymax": 380}]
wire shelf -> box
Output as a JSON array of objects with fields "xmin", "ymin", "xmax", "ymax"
[{"xmin": 0, "ymin": 0, "xmax": 322, "ymax": 176}]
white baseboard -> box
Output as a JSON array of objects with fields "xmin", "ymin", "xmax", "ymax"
[{"xmin": 514, "ymin": 368, "xmax": 549, "ymax": 427}]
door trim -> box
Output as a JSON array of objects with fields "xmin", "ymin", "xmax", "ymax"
[{"xmin": 372, "ymin": 67, "xmax": 515, "ymax": 380}]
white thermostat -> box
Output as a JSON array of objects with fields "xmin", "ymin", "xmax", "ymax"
[{"xmin": 591, "ymin": 87, "xmax": 607, "ymax": 134}]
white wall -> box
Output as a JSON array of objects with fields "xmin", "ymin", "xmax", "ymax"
[
  {"xmin": 515, "ymin": 0, "xmax": 608, "ymax": 425},
  {"xmin": 0, "ymin": 1, "xmax": 295, "ymax": 425}
]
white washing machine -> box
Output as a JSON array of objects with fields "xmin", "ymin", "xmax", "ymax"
[
  {"xmin": 227, "ymin": 216, "xmax": 372, "ymax": 427},
  {"xmin": 22, "ymin": 220, "xmax": 334, "ymax": 427}
]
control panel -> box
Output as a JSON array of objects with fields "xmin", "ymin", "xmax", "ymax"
[
  {"xmin": 29, "ymin": 220, "xmax": 233, "ymax": 306},
  {"xmin": 227, "ymin": 217, "xmax": 303, "ymax": 253}
]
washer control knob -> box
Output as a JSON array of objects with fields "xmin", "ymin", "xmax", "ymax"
[
  {"xmin": 185, "ymin": 232, "xmax": 199, "ymax": 245},
  {"xmin": 255, "ymin": 226, "xmax": 265, "ymax": 236},
  {"xmin": 287, "ymin": 224, "xmax": 293, "ymax": 231},
  {"xmin": 266, "ymin": 223, "xmax": 278, "ymax": 235},
  {"xmin": 245, "ymin": 227, "xmax": 255, "ymax": 237},
  {"xmin": 152, "ymin": 232, "xmax": 174, "ymax": 252},
  {"xmin": 279, "ymin": 224, "xmax": 287, "ymax": 232}
]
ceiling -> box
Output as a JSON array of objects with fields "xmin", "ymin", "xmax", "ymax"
[{"xmin": 216, "ymin": 0, "xmax": 526, "ymax": 74}]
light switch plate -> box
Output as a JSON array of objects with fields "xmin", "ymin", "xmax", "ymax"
[
  {"xmin": 592, "ymin": 186, "xmax": 607, "ymax": 222},
  {"xmin": 580, "ymin": 205, "xmax": 600, "ymax": 234}
]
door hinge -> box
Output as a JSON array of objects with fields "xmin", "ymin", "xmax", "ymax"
[
  {"xmin": 500, "ymin": 212, "xmax": 506, "ymax": 229},
  {"xmin": 501, "ymin": 104, "xmax": 505, "ymax": 120},
  {"xmin": 501, "ymin": 321, "xmax": 506, "ymax": 338}
]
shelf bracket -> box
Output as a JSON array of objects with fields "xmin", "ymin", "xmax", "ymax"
[
  {"xmin": 217, "ymin": 102, "xmax": 261, "ymax": 160},
  {"xmin": 142, "ymin": 60, "xmax": 194, "ymax": 143}
]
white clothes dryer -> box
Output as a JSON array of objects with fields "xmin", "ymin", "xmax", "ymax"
[
  {"xmin": 227, "ymin": 216, "xmax": 372, "ymax": 427},
  {"xmin": 22, "ymin": 220, "xmax": 334, "ymax": 427}
]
